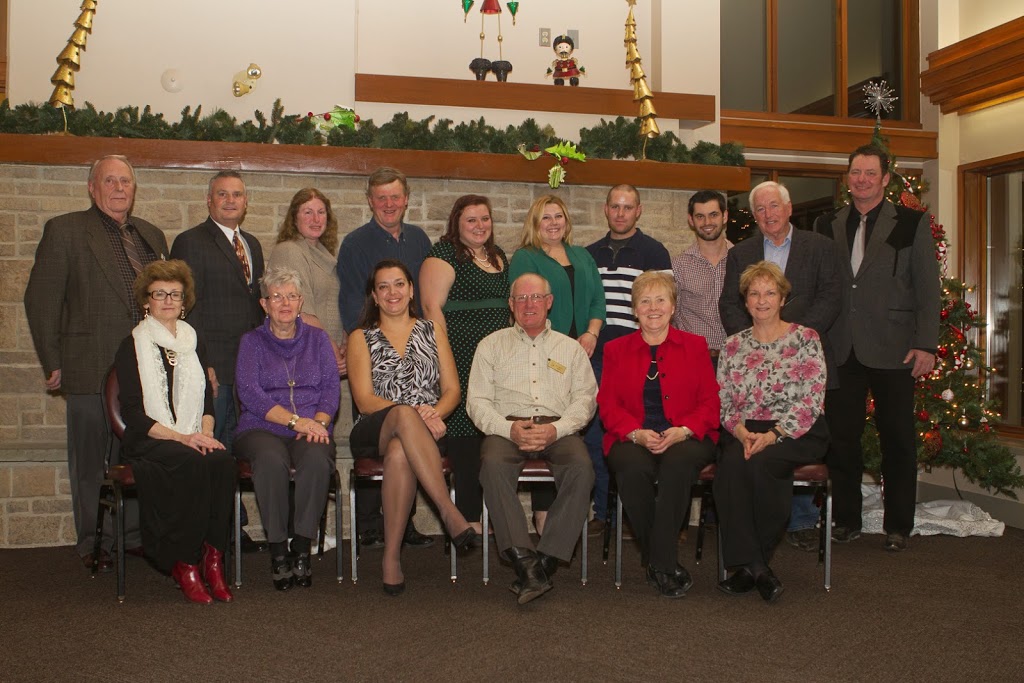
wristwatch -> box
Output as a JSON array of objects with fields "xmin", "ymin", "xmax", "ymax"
[
  {"xmin": 287, "ymin": 414, "xmax": 300, "ymax": 430},
  {"xmin": 771, "ymin": 426, "xmax": 786, "ymax": 444}
]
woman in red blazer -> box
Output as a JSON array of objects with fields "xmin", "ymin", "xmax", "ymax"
[{"xmin": 598, "ymin": 271, "xmax": 720, "ymax": 598}]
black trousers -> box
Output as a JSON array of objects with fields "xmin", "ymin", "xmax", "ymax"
[
  {"xmin": 129, "ymin": 442, "xmax": 235, "ymax": 573},
  {"xmin": 608, "ymin": 437, "xmax": 715, "ymax": 572},
  {"xmin": 714, "ymin": 417, "xmax": 828, "ymax": 569},
  {"xmin": 826, "ymin": 351, "xmax": 918, "ymax": 535},
  {"xmin": 447, "ymin": 435, "xmax": 483, "ymax": 523}
]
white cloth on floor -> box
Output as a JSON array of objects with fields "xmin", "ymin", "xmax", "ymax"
[{"xmin": 860, "ymin": 484, "xmax": 1004, "ymax": 537}]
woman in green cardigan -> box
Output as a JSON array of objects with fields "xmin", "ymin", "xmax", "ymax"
[{"xmin": 508, "ymin": 194, "xmax": 606, "ymax": 532}]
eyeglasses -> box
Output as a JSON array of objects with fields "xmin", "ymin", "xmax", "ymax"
[
  {"xmin": 148, "ymin": 290, "xmax": 184, "ymax": 301},
  {"xmin": 266, "ymin": 293, "xmax": 302, "ymax": 304},
  {"xmin": 511, "ymin": 293, "xmax": 550, "ymax": 304}
]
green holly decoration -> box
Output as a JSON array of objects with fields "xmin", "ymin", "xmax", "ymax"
[{"xmin": 519, "ymin": 140, "xmax": 586, "ymax": 188}]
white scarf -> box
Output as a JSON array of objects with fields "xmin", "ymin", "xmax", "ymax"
[{"xmin": 132, "ymin": 315, "xmax": 205, "ymax": 435}]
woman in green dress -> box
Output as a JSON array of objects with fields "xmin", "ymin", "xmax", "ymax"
[{"xmin": 420, "ymin": 195, "xmax": 510, "ymax": 535}]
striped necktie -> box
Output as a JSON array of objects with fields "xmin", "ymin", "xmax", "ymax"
[
  {"xmin": 233, "ymin": 230, "xmax": 251, "ymax": 283},
  {"xmin": 120, "ymin": 224, "xmax": 144, "ymax": 275}
]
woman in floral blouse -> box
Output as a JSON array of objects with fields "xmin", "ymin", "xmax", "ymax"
[{"xmin": 714, "ymin": 261, "xmax": 829, "ymax": 604}]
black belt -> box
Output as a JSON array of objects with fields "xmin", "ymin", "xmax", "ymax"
[{"xmin": 506, "ymin": 415, "xmax": 559, "ymax": 424}]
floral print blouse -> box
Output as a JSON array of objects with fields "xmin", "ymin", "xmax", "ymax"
[{"xmin": 716, "ymin": 323, "xmax": 826, "ymax": 439}]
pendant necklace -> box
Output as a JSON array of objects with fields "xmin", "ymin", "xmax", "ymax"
[
  {"xmin": 646, "ymin": 359, "xmax": 659, "ymax": 381},
  {"xmin": 163, "ymin": 347, "xmax": 178, "ymax": 367},
  {"xmin": 285, "ymin": 357, "xmax": 298, "ymax": 414}
]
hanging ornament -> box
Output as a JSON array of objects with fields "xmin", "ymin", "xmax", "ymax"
[
  {"xmin": 941, "ymin": 388, "xmax": 955, "ymax": 402},
  {"xmin": 940, "ymin": 308, "xmax": 949, "ymax": 321},
  {"xmin": 863, "ymin": 80, "xmax": 898, "ymax": 120},
  {"xmin": 462, "ymin": 0, "xmax": 475, "ymax": 20},
  {"xmin": 916, "ymin": 410, "xmax": 930, "ymax": 422},
  {"xmin": 468, "ymin": 0, "xmax": 513, "ymax": 81},
  {"xmin": 965, "ymin": 358, "xmax": 975, "ymax": 370},
  {"xmin": 958, "ymin": 413, "xmax": 970, "ymax": 428},
  {"xmin": 506, "ymin": 2, "xmax": 519, "ymax": 24}
]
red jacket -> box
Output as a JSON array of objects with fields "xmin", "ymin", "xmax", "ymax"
[{"xmin": 598, "ymin": 327, "xmax": 720, "ymax": 455}]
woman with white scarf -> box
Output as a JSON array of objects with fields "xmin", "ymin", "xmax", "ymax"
[{"xmin": 113, "ymin": 259, "xmax": 236, "ymax": 605}]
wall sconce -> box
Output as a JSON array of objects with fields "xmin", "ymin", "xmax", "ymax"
[{"xmin": 232, "ymin": 63, "xmax": 262, "ymax": 97}]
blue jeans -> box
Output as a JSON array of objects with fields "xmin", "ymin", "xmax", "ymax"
[{"xmin": 787, "ymin": 493, "xmax": 820, "ymax": 531}]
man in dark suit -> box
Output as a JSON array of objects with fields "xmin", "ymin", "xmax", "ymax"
[
  {"xmin": 718, "ymin": 180, "xmax": 842, "ymax": 552},
  {"xmin": 24, "ymin": 155, "xmax": 169, "ymax": 571},
  {"xmin": 170, "ymin": 171, "xmax": 266, "ymax": 550},
  {"xmin": 815, "ymin": 145, "xmax": 940, "ymax": 552}
]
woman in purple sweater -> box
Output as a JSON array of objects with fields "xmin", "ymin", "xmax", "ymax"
[{"xmin": 235, "ymin": 266, "xmax": 340, "ymax": 591}]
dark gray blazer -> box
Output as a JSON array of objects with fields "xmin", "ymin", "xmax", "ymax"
[
  {"xmin": 814, "ymin": 201, "xmax": 940, "ymax": 370},
  {"xmin": 719, "ymin": 226, "xmax": 843, "ymax": 388},
  {"xmin": 24, "ymin": 207, "xmax": 169, "ymax": 394},
  {"xmin": 170, "ymin": 218, "xmax": 264, "ymax": 385}
]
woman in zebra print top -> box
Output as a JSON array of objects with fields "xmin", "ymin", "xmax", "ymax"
[{"xmin": 347, "ymin": 259, "xmax": 478, "ymax": 595}]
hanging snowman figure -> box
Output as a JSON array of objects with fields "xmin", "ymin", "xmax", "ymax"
[{"xmin": 546, "ymin": 34, "xmax": 586, "ymax": 86}]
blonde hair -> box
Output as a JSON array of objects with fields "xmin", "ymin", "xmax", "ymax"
[
  {"xmin": 631, "ymin": 271, "xmax": 676, "ymax": 311},
  {"xmin": 519, "ymin": 195, "xmax": 574, "ymax": 249}
]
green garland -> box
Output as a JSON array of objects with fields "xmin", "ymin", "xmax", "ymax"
[{"xmin": 0, "ymin": 99, "xmax": 745, "ymax": 166}]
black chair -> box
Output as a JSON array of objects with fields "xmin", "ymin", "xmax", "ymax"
[
  {"xmin": 348, "ymin": 456, "xmax": 456, "ymax": 584},
  {"xmin": 231, "ymin": 460, "xmax": 343, "ymax": 587},
  {"xmin": 91, "ymin": 367, "xmax": 133, "ymax": 601},
  {"xmin": 481, "ymin": 458, "xmax": 588, "ymax": 586}
]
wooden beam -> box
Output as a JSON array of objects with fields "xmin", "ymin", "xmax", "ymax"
[
  {"xmin": 354, "ymin": 73, "xmax": 716, "ymax": 125},
  {"xmin": 920, "ymin": 16, "xmax": 1024, "ymax": 115},
  {"xmin": 0, "ymin": 134, "xmax": 750, "ymax": 192},
  {"xmin": 721, "ymin": 110, "xmax": 937, "ymax": 159}
]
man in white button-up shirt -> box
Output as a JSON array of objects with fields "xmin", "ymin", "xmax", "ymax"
[{"xmin": 467, "ymin": 273, "xmax": 596, "ymax": 604}]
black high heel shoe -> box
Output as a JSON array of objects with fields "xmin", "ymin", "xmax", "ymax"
[
  {"xmin": 451, "ymin": 527, "xmax": 478, "ymax": 551},
  {"xmin": 382, "ymin": 581, "xmax": 406, "ymax": 597}
]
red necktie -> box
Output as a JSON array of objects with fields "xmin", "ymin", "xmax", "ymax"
[{"xmin": 233, "ymin": 230, "xmax": 251, "ymax": 282}]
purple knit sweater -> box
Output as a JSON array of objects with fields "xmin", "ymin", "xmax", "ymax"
[{"xmin": 235, "ymin": 317, "xmax": 340, "ymax": 439}]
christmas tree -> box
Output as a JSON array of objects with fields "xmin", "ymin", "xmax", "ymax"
[{"xmin": 854, "ymin": 85, "xmax": 1023, "ymax": 498}]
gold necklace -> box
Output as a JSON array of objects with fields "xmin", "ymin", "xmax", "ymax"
[{"xmin": 646, "ymin": 359, "xmax": 658, "ymax": 381}]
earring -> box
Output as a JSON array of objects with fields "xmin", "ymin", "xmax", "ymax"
[
  {"xmin": 180, "ymin": 308, "xmax": 186, "ymax": 320},
  {"xmin": 143, "ymin": 307, "xmax": 149, "ymax": 319}
]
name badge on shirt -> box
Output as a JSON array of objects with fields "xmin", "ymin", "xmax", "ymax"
[{"xmin": 547, "ymin": 358, "xmax": 566, "ymax": 374}]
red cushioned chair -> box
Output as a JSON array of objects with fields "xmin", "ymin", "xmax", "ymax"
[
  {"xmin": 480, "ymin": 458, "xmax": 589, "ymax": 586},
  {"xmin": 91, "ymin": 366, "xmax": 133, "ymax": 601},
  {"xmin": 348, "ymin": 456, "xmax": 456, "ymax": 584}
]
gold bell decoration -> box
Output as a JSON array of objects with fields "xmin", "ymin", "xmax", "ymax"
[
  {"xmin": 48, "ymin": 0, "xmax": 99, "ymax": 112},
  {"xmin": 624, "ymin": 0, "xmax": 659, "ymax": 158},
  {"xmin": 232, "ymin": 63, "xmax": 262, "ymax": 97}
]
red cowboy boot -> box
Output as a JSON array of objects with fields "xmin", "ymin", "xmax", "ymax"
[{"xmin": 201, "ymin": 543, "xmax": 234, "ymax": 603}]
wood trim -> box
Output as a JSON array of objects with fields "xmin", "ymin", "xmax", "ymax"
[
  {"xmin": 354, "ymin": 74, "xmax": 717, "ymax": 124},
  {"xmin": 721, "ymin": 111, "xmax": 937, "ymax": 159},
  {"xmin": 921, "ymin": 16, "xmax": 1024, "ymax": 115},
  {"xmin": 767, "ymin": 0, "xmax": 778, "ymax": 111},
  {"xmin": 0, "ymin": 134, "xmax": 750, "ymax": 192},
  {"xmin": 836, "ymin": 0, "xmax": 848, "ymax": 116},
  {"xmin": 0, "ymin": 0, "xmax": 8, "ymax": 96},
  {"xmin": 903, "ymin": 0, "xmax": 921, "ymax": 123}
]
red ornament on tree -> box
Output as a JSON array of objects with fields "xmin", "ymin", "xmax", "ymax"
[
  {"xmin": 916, "ymin": 410, "xmax": 930, "ymax": 422},
  {"xmin": 940, "ymin": 309, "xmax": 949, "ymax": 321}
]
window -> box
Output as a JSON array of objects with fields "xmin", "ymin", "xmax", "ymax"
[
  {"xmin": 728, "ymin": 169, "xmax": 842, "ymax": 243},
  {"xmin": 721, "ymin": 0, "xmax": 915, "ymax": 121}
]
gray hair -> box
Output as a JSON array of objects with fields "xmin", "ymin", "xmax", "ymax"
[
  {"xmin": 259, "ymin": 266, "xmax": 303, "ymax": 298},
  {"xmin": 88, "ymin": 154, "xmax": 135, "ymax": 186},
  {"xmin": 208, "ymin": 170, "xmax": 245, "ymax": 196},
  {"xmin": 749, "ymin": 180, "xmax": 791, "ymax": 208},
  {"xmin": 510, "ymin": 272, "xmax": 552, "ymax": 296}
]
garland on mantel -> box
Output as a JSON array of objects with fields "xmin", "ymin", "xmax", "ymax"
[{"xmin": 0, "ymin": 99, "xmax": 745, "ymax": 166}]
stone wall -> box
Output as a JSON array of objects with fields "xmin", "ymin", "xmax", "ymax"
[{"xmin": 0, "ymin": 161, "xmax": 700, "ymax": 547}]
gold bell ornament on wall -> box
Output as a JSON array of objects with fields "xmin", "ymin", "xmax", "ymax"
[
  {"xmin": 232, "ymin": 63, "xmax": 262, "ymax": 97},
  {"xmin": 48, "ymin": 0, "xmax": 99, "ymax": 112}
]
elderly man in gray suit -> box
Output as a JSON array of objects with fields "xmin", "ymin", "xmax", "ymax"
[
  {"xmin": 815, "ymin": 145, "xmax": 940, "ymax": 552},
  {"xmin": 24, "ymin": 155, "xmax": 169, "ymax": 571},
  {"xmin": 718, "ymin": 180, "xmax": 843, "ymax": 552}
]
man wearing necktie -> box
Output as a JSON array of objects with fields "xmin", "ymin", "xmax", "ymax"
[
  {"xmin": 170, "ymin": 171, "xmax": 266, "ymax": 548},
  {"xmin": 814, "ymin": 145, "xmax": 940, "ymax": 552},
  {"xmin": 25, "ymin": 155, "xmax": 169, "ymax": 571}
]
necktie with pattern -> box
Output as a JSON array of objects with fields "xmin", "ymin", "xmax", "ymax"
[{"xmin": 233, "ymin": 230, "xmax": 251, "ymax": 282}]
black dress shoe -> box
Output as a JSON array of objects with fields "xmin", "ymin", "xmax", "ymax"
[
  {"xmin": 504, "ymin": 546, "xmax": 552, "ymax": 605},
  {"xmin": 382, "ymin": 581, "xmax": 406, "ymax": 597},
  {"xmin": 831, "ymin": 526, "xmax": 861, "ymax": 544},
  {"xmin": 673, "ymin": 564, "xmax": 694, "ymax": 593},
  {"xmin": 403, "ymin": 524, "xmax": 435, "ymax": 548},
  {"xmin": 451, "ymin": 527, "xmax": 478, "ymax": 551},
  {"xmin": 272, "ymin": 555, "xmax": 294, "ymax": 592},
  {"xmin": 292, "ymin": 552, "xmax": 312, "ymax": 588},
  {"xmin": 647, "ymin": 565, "xmax": 686, "ymax": 598},
  {"xmin": 884, "ymin": 532, "xmax": 908, "ymax": 552},
  {"xmin": 240, "ymin": 530, "xmax": 269, "ymax": 553},
  {"xmin": 537, "ymin": 551, "xmax": 558, "ymax": 578},
  {"xmin": 717, "ymin": 567, "xmax": 756, "ymax": 596},
  {"xmin": 755, "ymin": 569, "xmax": 784, "ymax": 604},
  {"xmin": 359, "ymin": 529, "xmax": 385, "ymax": 549}
]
